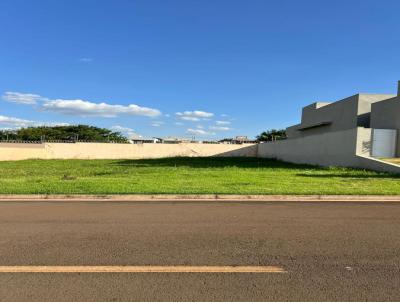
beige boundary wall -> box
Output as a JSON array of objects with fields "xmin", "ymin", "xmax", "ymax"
[
  {"xmin": 257, "ymin": 127, "xmax": 400, "ymax": 174},
  {"xmin": 257, "ymin": 128, "xmax": 359, "ymax": 167},
  {"xmin": 0, "ymin": 142, "xmax": 258, "ymax": 161}
]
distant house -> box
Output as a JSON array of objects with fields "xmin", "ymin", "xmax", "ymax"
[
  {"xmin": 152, "ymin": 137, "xmax": 192, "ymax": 144},
  {"xmin": 219, "ymin": 136, "xmax": 257, "ymax": 144},
  {"xmin": 129, "ymin": 137, "xmax": 160, "ymax": 144}
]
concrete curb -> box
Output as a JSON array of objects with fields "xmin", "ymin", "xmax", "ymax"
[{"xmin": 0, "ymin": 194, "xmax": 399, "ymax": 202}]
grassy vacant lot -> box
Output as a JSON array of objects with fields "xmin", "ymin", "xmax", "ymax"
[{"xmin": 0, "ymin": 157, "xmax": 399, "ymax": 195}]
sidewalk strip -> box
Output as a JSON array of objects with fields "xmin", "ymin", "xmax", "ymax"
[
  {"xmin": 0, "ymin": 266, "xmax": 286, "ymax": 273},
  {"xmin": 0, "ymin": 194, "xmax": 399, "ymax": 202}
]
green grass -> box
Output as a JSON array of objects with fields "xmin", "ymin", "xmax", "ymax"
[{"xmin": 0, "ymin": 157, "xmax": 399, "ymax": 195}]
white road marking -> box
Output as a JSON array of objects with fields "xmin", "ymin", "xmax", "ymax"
[{"xmin": 0, "ymin": 266, "xmax": 286, "ymax": 273}]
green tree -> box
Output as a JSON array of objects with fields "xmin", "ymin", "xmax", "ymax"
[
  {"xmin": 256, "ymin": 129, "xmax": 287, "ymax": 142},
  {"xmin": 0, "ymin": 125, "xmax": 128, "ymax": 143}
]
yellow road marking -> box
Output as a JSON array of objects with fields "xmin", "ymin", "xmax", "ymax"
[{"xmin": 0, "ymin": 266, "xmax": 286, "ymax": 273}]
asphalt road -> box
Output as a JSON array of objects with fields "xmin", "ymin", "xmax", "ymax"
[{"xmin": 0, "ymin": 200, "xmax": 399, "ymax": 301}]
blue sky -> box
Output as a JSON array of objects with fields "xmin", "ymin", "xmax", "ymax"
[{"xmin": 0, "ymin": 0, "xmax": 399, "ymax": 140}]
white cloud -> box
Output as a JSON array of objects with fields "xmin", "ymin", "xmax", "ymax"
[
  {"xmin": 0, "ymin": 115, "xmax": 68, "ymax": 128},
  {"xmin": 196, "ymin": 125, "xmax": 204, "ymax": 129},
  {"xmin": 42, "ymin": 99, "xmax": 161, "ymax": 118},
  {"xmin": 2, "ymin": 92, "xmax": 44, "ymax": 105},
  {"xmin": 174, "ymin": 122, "xmax": 184, "ymax": 126},
  {"xmin": 220, "ymin": 114, "xmax": 229, "ymax": 117},
  {"xmin": 79, "ymin": 58, "xmax": 93, "ymax": 63},
  {"xmin": 216, "ymin": 121, "xmax": 231, "ymax": 125},
  {"xmin": 150, "ymin": 121, "xmax": 164, "ymax": 127},
  {"xmin": 110, "ymin": 125, "xmax": 141, "ymax": 139},
  {"xmin": 0, "ymin": 115, "xmax": 38, "ymax": 128},
  {"xmin": 209, "ymin": 126, "xmax": 231, "ymax": 131},
  {"xmin": 176, "ymin": 110, "xmax": 214, "ymax": 122},
  {"xmin": 2, "ymin": 92, "xmax": 162, "ymax": 118},
  {"xmin": 110, "ymin": 125, "xmax": 134, "ymax": 133},
  {"xmin": 187, "ymin": 128, "xmax": 215, "ymax": 136},
  {"xmin": 179, "ymin": 116, "xmax": 200, "ymax": 121}
]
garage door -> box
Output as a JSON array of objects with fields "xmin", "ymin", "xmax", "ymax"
[{"xmin": 371, "ymin": 129, "xmax": 397, "ymax": 158}]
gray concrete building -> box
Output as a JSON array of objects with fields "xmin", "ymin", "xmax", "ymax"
[
  {"xmin": 370, "ymin": 87, "xmax": 400, "ymax": 156},
  {"xmin": 286, "ymin": 94, "xmax": 396, "ymax": 140},
  {"xmin": 258, "ymin": 82, "xmax": 400, "ymax": 173}
]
